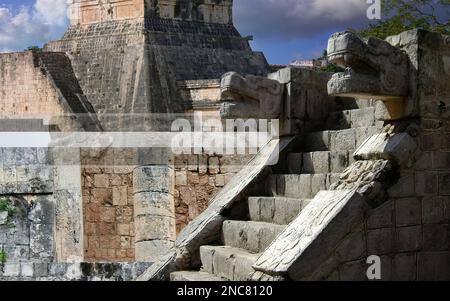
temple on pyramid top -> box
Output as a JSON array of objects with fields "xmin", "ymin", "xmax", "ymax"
[{"xmin": 68, "ymin": 0, "xmax": 233, "ymax": 25}]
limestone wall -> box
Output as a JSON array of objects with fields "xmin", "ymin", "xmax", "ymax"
[
  {"xmin": 330, "ymin": 30, "xmax": 450, "ymax": 281},
  {"xmin": 0, "ymin": 52, "xmax": 65, "ymax": 118},
  {"xmin": 178, "ymin": 79, "xmax": 221, "ymax": 111},
  {"xmin": 81, "ymin": 149, "xmax": 136, "ymax": 262},
  {"xmin": 174, "ymin": 154, "xmax": 252, "ymax": 233}
]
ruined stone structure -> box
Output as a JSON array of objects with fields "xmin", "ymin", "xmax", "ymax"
[
  {"xmin": 143, "ymin": 29, "xmax": 450, "ymax": 282},
  {"xmin": 0, "ymin": 0, "xmax": 449, "ymax": 282},
  {"xmin": 0, "ymin": 0, "xmax": 267, "ymax": 280}
]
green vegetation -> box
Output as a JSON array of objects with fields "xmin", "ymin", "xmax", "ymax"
[
  {"xmin": 25, "ymin": 46, "xmax": 43, "ymax": 53},
  {"xmin": 359, "ymin": 0, "xmax": 449, "ymax": 39},
  {"xmin": 0, "ymin": 250, "xmax": 7, "ymax": 264},
  {"xmin": 0, "ymin": 197, "xmax": 16, "ymax": 228}
]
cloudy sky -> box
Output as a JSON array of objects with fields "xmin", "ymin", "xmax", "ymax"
[{"xmin": 0, "ymin": 0, "xmax": 376, "ymax": 64}]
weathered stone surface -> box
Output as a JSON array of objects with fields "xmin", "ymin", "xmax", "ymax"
[
  {"xmin": 395, "ymin": 198, "xmax": 421, "ymax": 226},
  {"xmin": 367, "ymin": 228, "xmax": 395, "ymax": 255},
  {"xmin": 367, "ymin": 200, "xmax": 395, "ymax": 229},
  {"xmin": 248, "ymin": 197, "xmax": 309, "ymax": 225},
  {"xmin": 0, "ymin": 211, "xmax": 7, "ymax": 225},
  {"xmin": 302, "ymin": 151, "xmax": 330, "ymax": 174},
  {"xmin": 133, "ymin": 166, "xmax": 174, "ymax": 195},
  {"xmin": 392, "ymin": 253, "xmax": 416, "ymax": 281},
  {"xmin": 220, "ymin": 72, "xmax": 284, "ymax": 119},
  {"xmin": 395, "ymin": 226, "xmax": 422, "ymax": 252},
  {"xmin": 139, "ymin": 138, "xmax": 291, "ymax": 280},
  {"xmin": 170, "ymin": 271, "xmax": 225, "ymax": 282},
  {"xmin": 222, "ymin": 220, "xmax": 286, "ymax": 254},
  {"xmin": 134, "ymin": 192, "xmax": 175, "ymax": 218},
  {"xmin": 327, "ymin": 31, "xmax": 409, "ymax": 100},
  {"xmin": 135, "ymin": 240, "xmax": 175, "ymax": 263},
  {"xmin": 200, "ymin": 246, "xmax": 259, "ymax": 281},
  {"xmin": 331, "ymin": 159, "xmax": 396, "ymax": 205},
  {"xmin": 353, "ymin": 133, "xmax": 417, "ymax": 165},
  {"xmin": 417, "ymin": 252, "xmax": 450, "ymax": 281},
  {"xmin": 253, "ymin": 190, "xmax": 368, "ymax": 279}
]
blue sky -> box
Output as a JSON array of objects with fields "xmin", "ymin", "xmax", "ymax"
[{"xmin": 1, "ymin": 0, "xmax": 377, "ymax": 64}]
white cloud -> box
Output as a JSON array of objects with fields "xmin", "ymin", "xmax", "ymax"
[
  {"xmin": 234, "ymin": 0, "xmax": 370, "ymax": 40},
  {"xmin": 0, "ymin": 0, "xmax": 68, "ymax": 52}
]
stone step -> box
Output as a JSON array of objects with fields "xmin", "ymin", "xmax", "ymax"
[
  {"xmin": 287, "ymin": 151, "xmax": 353, "ymax": 174},
  {"xmin": 268, "ymin": 173, "xmax": 341, "ymax": 199},
  {"xmin": 222, "ymin": 220, "xmax": 286, "ymax": 254},
  {"xmin": 170, "ymin": 271, "xmax": 225, "ymax": 281},
  {"xmin": 303, "ymin": 126, "xmax": 382, "ymax": 152},
  {"xmin": 325, "ymin": 108, "xmax": 377, "ymax": 130},
  {"xmin": 248, "ymin": 197, "xmax": 310, "ymax": 225},
  {"xmin": 200, "ymin": 246, "xmax": 259, "ymax": 281}
]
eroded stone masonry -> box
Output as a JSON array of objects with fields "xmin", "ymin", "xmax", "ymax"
[{"xmin": 1, "ymin": 0, "xmax": 449, "ymax": 281}]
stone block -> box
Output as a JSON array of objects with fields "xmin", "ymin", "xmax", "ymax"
[
  {"xmin": 415, "ymin": 152, "xmax": 432, "ymax": 171},
  {"xmin": 311, "ymin": 174, "xmax": 328, "ymax": 197},
  {"xmin": 331, "ymin": 129, "xmax": 356, "ymax": 152},
  {"xmin": 134, "ymin": 192, "xmax": 174, "ymax": 218},
  {"xmin": 28, "ymin": 197, "xmax": 54, "ymax": 224},
  {"xmin": 175, "ymin": 171, "xmax": 187, "ymax": 186},
  {"xmin": 94, "ymin": 174, "xmax": 110, "ymax": 188},
  {"xmin": 201, "ymin": 245, "xmax": 259, "ymax": 281},
  {"xmin": 330, "ymin": 151, "xmax": 349, "ymax": 173},
  {"xmin": 135, "ymin": 240, "xmax": 174, "ymax": 262},
  {"xmin": 222, "ymin": 220, "xmax": 286, "ymax": 253},
  {"xmin": 335, "ymin": 228, "xmax": 366, "ymax": 262},
  {"xmin": 208, "ymin": 157, "xmax": 220, "ymax": 174},
  {"xmin": 215, "ymin": 174, "xmax": 225, "ymax": 187},
  {"xmin": 134, "ymin": 215, "xmax": 176, "ymax": 242},
  {"xmin": 112, "ymin": 186, "xmax": 128, "ymax": 206},
  {"xmin": 367, "ymin": 200, "xmax": 395, "ymax": 229},
  {"xmin": 422, "ymin": 196, "xmax": 449, "ymax": 224},
  {"xmin": 392, "ymin": 253, "xmax": 416, "ymax": 281},
  {"xmin": 388, "ymin": 173, "xmax": 415, "ymax": 198},
  {"xmin": 432, "ymin": 152, "xmax": 450, "ymax": 169},
  {"xmin": 30, "ymin": 223, "xmax": 54, "ymax": 258},
  {"xmin": 351, "ymin": 107, "xmax": 375, "ymax": 128},
  {"xmin": 49, "ymin": 262, "xmax": 67, "ymax": 277},
  {"xmin": 34, "ymin": 262, "xmax": 48, "ymax": 277},
  {"xmin": 423, "ymin": 224, "xmax": 449, "ymax": 251},
  {"xmin": 21, "ymin": 262, "xmax": 34, "ymax": 277},
  {"xmin": 396, "ymin": 226, "xmax": 422, "ymax": 252},
  {"xmin": 338, "ymin": 259, "xmax": 367, "ymax": 281},
  {"xmin": 3, "ymin": 262, "xmax": 20, "ymax": 277},
  {"xmin": 438, "ymin": 173, "xmax": 450, "ymax": 195},
  {"xmin": 354, "ymin": 133, "xmax": 417, "ymax": 165},
  {"xmin": 395, "ymin": 198, "xmax": 421, "ymax": 226},
  {"xmin": 273, "ymin": 174, "xmax": 312, "ymax": 199},
  {"xmin": 133, "ymin": 166, "xmax": 174, "ymax": 194},
  {"xmin": 92, "ymin": 188, "xmax": 113, "ymax": 206},
  {"xmin": 117, "ymin": 224, "xmax": 130, "ymax": 236},
  {"xmin": 0, "ymin": 211, "xmax": 7, "ymax": 225},
  {"xmin": 100, "ymin": 207, "xmax": 116, "ymax": 223},
  {"xmin": 415, "ymin": 171, "xmax": 438, "ymax": 196},
  {"xmin": 367, "ymin": 228, "xmax": 395, "ymax": 255},
  {"xmin": 286, "ymin": 153, "xmax": 302, "ymax": 174},
  {"xmin": 302, "ymin": 151, "xmax": 330, "ymax": 174},
  {"xmin": 305, "ymin": 131, "xmax": 331, "ymax": 151},
  {"xmin": 417, "ymin": 252, "xmax": 450, "ymax": 281}
]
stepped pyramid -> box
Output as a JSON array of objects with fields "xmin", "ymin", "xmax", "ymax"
[{"xmin": 45, "ymin": 0, "xmax": 268, "ymax": 129}]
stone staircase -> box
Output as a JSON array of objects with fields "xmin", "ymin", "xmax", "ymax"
[{"xmin": 171, "ymin": 100, "xmax": 383, "ymax": 281}]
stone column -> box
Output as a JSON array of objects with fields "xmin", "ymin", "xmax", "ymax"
[
  {"xmin": 133, "ymin": 149, "xmax": 176, "ymax": 262},
  {"xmin": 52, "ymin": 147, "xmax": 84, "ymax": 262}
]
